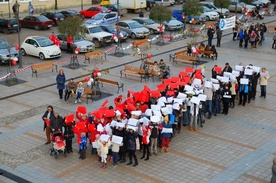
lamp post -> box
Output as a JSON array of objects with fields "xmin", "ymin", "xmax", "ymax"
[
  {"xmin": 114, "ymin": 0, "xmax": 123, "ymax": 57},
  {"xmin": 8, "ymin": 0, "xmax": 11, "ymax": 18},
  {"xmin": 235, "ymin": 0, "xmax": 237, "ymax": 14},
  {"xmin": 12, "ymin": 0, "xmax": 22, "ymax": 69},
  {"xmin": 81, "ymin": 0, "xmax": 83, "ymax": 10}
]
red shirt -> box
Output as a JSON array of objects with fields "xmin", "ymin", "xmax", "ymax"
[{"xmin": 67, "ymin": 35, "xmax": 73, "ymax": 44}]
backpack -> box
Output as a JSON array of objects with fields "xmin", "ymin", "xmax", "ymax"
[{"xmin": 250, "ymin": 32, "xmax": 255, "ymax": 38}]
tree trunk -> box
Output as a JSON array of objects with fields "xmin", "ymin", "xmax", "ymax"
[{"xmin": 55, "ymin": 0, "xmax": 58, "ymax": 10}]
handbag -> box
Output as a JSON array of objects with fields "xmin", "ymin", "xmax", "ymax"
[{"xmin": 135, "ymin": 137, "xmax": 140, "ymax": 150}]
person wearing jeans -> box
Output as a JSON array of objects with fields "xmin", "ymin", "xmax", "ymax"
[
  {"xmin": 160, "ymin": 116, "xmax": 172, "ymax": 152},
  {"xmin": 259, "ymin": 67, "xmax": 270, "ymax": 98}
]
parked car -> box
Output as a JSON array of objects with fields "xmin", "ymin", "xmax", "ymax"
[
  {"xmin": 172, "ymin": 9, "xmax": 206, "ymax": 24},
  {"xmin": 80, "ymin": 6, "xmax": 111, "ymax": 18},
  {"xmin": 56, "ymin": 34, "xmax": 95, "ymax": 53},
  {"xmin": 200, "ymin": 2, "xmax": 230, "ymax": 18},
  {"xmin": 0, "ymin": 40, "xmax": 18, "ymax": 64},
  {"xmin": 162, "ymin": 17, "xmax": 184, "ymax": 31},
  {"xmin": 250, "ymin": 0, "xmax": 263, "ymax": 9},
  {"xmin": 100, "ymin": 24, "xmax": 128, "ymax": 42},
  {"xmin": 146, "ymin": 0, "xmax": 156, "ymax": 11},
  {"xmin": 132, "ymin": 17, "xmax": 160, "ymax": 34},
  {"xmin": 202, "ymin": 6, "xmax": 219, "ymax": 21},
  {"xmin": 257, "ymin": 0, "xmax": 271, "ymax": 7},
  {"xmin": 103, "ymin": 4, "xmax": 127, "ymax": 16},
  {"xmin": 41, "ymin": 12, "xmax": 65, "ymax": 26},
  {"xmin": 0, "ymin": 17, "xmax": 21, "ymax": 34},
  {"xmin": 85, "ymin": 12, "xmax": 119, "ymax": 25},
  {"xmin": 116, "ymin": 20, "xmax": 150, "ymax": 39},
  {"xmin": 20, "ymin": 36, "xmax": 61, "ymax": 60},
  {"xmin": 228, "ymin": 1, "xmax": 256, "ymax": 13},
  {"xmin": 19, "ymin": 15, "xmax": 54, "ymax": 30},
  {"xmin": 154, "ymin": 0, "xmax": 171, "ymax": 6},
  {"xmin": 59, "ymin": 10, "xmax": 84, "ymax": 20},
  {"xmin": 84, "ymin": 24, "xmax": 113, "ymax": 47}
]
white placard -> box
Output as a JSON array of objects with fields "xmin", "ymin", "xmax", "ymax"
[
  {"xmin": 174, "ymin": 98, "xmax": 183, "ymax": 105},
  {"xmin": 161, "ymin": 107, "xmax": 170, "ymax": 115},
  {"xmin": 131, "ymin": 110, "xmax": 142, "ymax": 116},
  {"xmin": 158, "ymin": 97, "xmax": 167, "ymax": 103},
  {"xmin": 198, "ymin": 94, "xmax": 207, "ymax": 101},
  {"xmin": 173, "ymin": 103, "xmax": 180, "ymax": 110},
  {"xmin": 211, "ymin": 78, "xmax": 219, "ymax": 83},
  {"xmin": 193, "ymin": 78, "xmax": 202, "ymax": 86},
  {"xmin": 153, "ymin": 110, "xmax": 162, "ymax": 117},
  {"xmin": 190, "ymin": 96, "xmax": 200, "ymax": 105},
  {"xmin": 213, "ymin": 84, "xmax": 219, "ymax": 90},
  {"xmin": 165, "ymin": 105, "xmax": 173, "ymax": 114},
  {"xmin": 117, "ymin": 122, "xmax": 125, "ymax": 128},
  {"xmin": 112, "ymin": 135, "xmax": 123, "ymax": 145},
  {"xmin": 224, "ymin": 72, "xmax": 232, "ymax": 77},
  {"xmin": 244, "ymin": 69, "xmax": 253, "ymax": 75},
  {"xmin": 177, "ymin": 92, "xmax": 187, "ymax": 99},
  {"xmin": 204, "ymin": 81, "xmax": 212, "ymax": 88},
  {"xmin": 157, "ymin": 100, "xmax": 165, "ymax": 107},
  {"xmin": 97, "ymin": 124, "xmax": 104, "ymax": 132},
  {"xmin": 240, "ymin": 78, "xmax": 249, "ymax": 84},
  {"xmin": 220, "ymin": 77, "xmax": 229, "ymax": 83},
  {"xmin": 260, "ymin": 72, "xmax": 268, "ymax": 77},
  {"xmin": 105, "ymin": 123, "xmax": 112, "ymax": 135},
  {"xmin": 245, "ymin": 65, "xmax": 253, "ymax": 69},
  {"xmin": 167, "ymin": 97, "xmax": 174, "ymax": 103},
  {"xmin": 235, "ymin": 65, "xmax": 243, "ymax": 71},
  {"xmin": 219, "ymin": 16, "xmax": 236, "ymax": 30},
  {"xmin": 151, "ymin": 105, "xmax": 161, "ymax": 111},
  {"xmin": 110, "ymin": 120, "xmax": 117, "ymax": 127},
  {"xmin": 145, "ymin": 109, "xmax": 152, "ymax": 116},
  {"xmin": 150, "ymin": 116, "xmax": 160, "ymax": 123},
  {"xmin": 127, "ymin": 125, "xmax": 137, "ymax": 131},
  {"xmin": 92, "ymin": 141, "xmax": 100, "ymax": 148},
  {"xmin": 128, "ymin": 118, "xmax": 138, "ymax": 126},
  {"xmin": 161, "ymin": 128, "xmax": 173, "ymax": 133},
  {"xmin": 252, "ymin": 66, "xmax": 260, "ymax": 73},
  {"xmin": 232, "ymin": 70, "xmax": 240, "ymax": 77},
  {"xmin": 142, "ymin": 117, "xmax": 150, "ymax": 125},
  {"xmin": 185, "ymin": 85, "xmax": 193, "ymax": 92},
  {"xmin": 100, "ymin": 134, "xmax": 110, "ymax": 142},
  {"xmin": 223, "ymin": 95, "xmax": 232, "ymax": 98},
  {"xmin": 186, "ymin": 90, "xmax": 195, "ymax": 95}
]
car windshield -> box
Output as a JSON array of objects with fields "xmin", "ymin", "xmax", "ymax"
[
  {"xmin": 0, "ymin": 40, "xmax": 12, "ymax": 49},
  {"xmin": 88, "ymin": 26, "xmax": 104, "ymax": 33},
  {"xmin": 112, "ymin": 5, "xmax": 123, "ymax": 9},
  {"xmin": 68, "ymin": 10, "xmax": 78, "ymax": 15},
  {"xmin": 91, "ymin": 14, "xmax": 104, "ymax": 20},
  {"xmin": 204, "ymin": 7, "xmax": 212, "ymax": 12},
  {"xmin": 37, "ymin": 16, "xmax": 49, "ymax": 21},
  {"xmin": 144, "ymin": 19, "xmax": 155, "ymax": 25},
  {"xmin": 9, "ymin": 19, "xmax": 18, "ymax": 24},
  {"xmin": 35, "ymin": 37, "xmax": 54, "ymax": 47},
  {"xmin": 73, "ymin": 35, "xmax": 85, "ymax": 42},
  {"xmin": 103, "ymin": 25, "xmax": 115, "ymax": 32},
  {"xmin": 239, "ymin": 2, "xmax": 246, "ymax": 6},
  {"xmin": 101, "ymin": 7, "xmax": 109, "ymax": 12},
  {"xmin": 128, "ymin": 21, "xmax": 142, "ymax": 29},
  {"xmin": 55, "ymin": 13, "xmax": 64, "ymax": 18}
]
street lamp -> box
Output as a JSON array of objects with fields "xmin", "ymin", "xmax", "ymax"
[
  {"xmin": 12, "ymin": 0, "xmax": 22, "ymax": 69},
  {"xmin": 81, "ymin": 0, "xmax": 83, "ymax": 10}
]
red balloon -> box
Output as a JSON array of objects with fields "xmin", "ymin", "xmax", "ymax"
[
  {"xmin": 146, "ymin": 54, "xmax": 152, "ymax": 59},
  {"xmin": 85, "ymin": 77, "xmax": 90, "ymax": 82},
  {"xmin": 11, "ymin": 60, "xmax": 17, "ymax": 66},
  {"xmin": 15, "ymin": 44, "xmax": 19, "ymax": 50}
]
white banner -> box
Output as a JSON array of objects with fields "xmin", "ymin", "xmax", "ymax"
[{"xmin": 220, "ymin": 16, "xmax": 236, "ymax": 30}]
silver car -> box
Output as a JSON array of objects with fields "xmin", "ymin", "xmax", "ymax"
[
  {"xmin": 228, "ymin": 1, "xmax": 256, "ymax": 13},
  {"xmin": 117, "ymin": 20, "xmax": 150, "ymax": 39},
  {"xmin": 0, "ymin": 40, "xmax": 18, "ymax": 64},
  {"xmin": 57, "ymin": 34, "xmax": 95, "ymax": 53},
  {"xmin": 163, "ymin": 17, "xmax": 184, "ymax": 31}
]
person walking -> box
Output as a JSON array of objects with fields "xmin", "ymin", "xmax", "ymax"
[
  {"xmin": 66, "ymin": 34, "xmax": 73, "ymax": 54},
  {"xmin": 259, "ymin": 67, "xmax": 270, "ymax": 98},
  {"xmin": 207, "ymin": 26, "xmax": 215, "ymax": 46},
  {"xmin": 239, "ymin": 28, "xmax": 244, "ymax": 48},
  {"xmin": 244, "ymin": 28, "xmax": 250, "ymax": 49},
  {"xmin": 42, "ymin": 105, "xmax": 54, "ymax": 144},
  {"xmin": 216, "ymin": 27, "xmax": 222, "ymax": 47},
  {"xmin": 126, "ymin": 128, "xmax": 139, "ymax": 167},
  {"xmin": 56, "ymin": 69, "xmax": 66, "ymax": 99},
  {"xmin": 271, "ymin": 158, "xmax": 276, "ymax": 183},
  {"xmin": 272, "ymin": 28, "xmax": 276, "ymax": 49}
]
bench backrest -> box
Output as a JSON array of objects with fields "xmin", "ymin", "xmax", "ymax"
[
  {"xmin": 132, "ymin": 39, "xmax": 149, "ymax": 47},
  {"xmin": 84, "ymin": 87, "xmax": 92, "ymax": 94},
  {"xmin": 125, "ymin": 66, "xmax": 145, "ymax": 74},
  {"xmin": 145, "ymin": 61, "xmax": 155, "ymax": 66},
  {"xmin": 98, "ymin": 78, "xmax": 118, "ymax": 85},
  {"xmin": 31, "ymin": 62, "xmax": 53, "ymax": 69},
  {"xmin": 175, "ymin": 50, "xmax": 188, "ymax": 55},
  {"xmin": 85, "ymin": 50, "xmax": 103, "ymax": 57},
  {"xmin": 75, "ymin": 79, "xmax": 87, "ymax": 87}
]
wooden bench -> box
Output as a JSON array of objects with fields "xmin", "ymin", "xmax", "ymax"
[
  {"xmin": 132, "ymin": 39, "xmax": 151, "ymax": 49},
  {"xmin": 198, "ymin": 50, "xmax": 215, "ymax": 60},
  {"xmin": 267, "ymin": 25, "xmax": 276, "ymax": 33},
  {"xmin": 31, "ymin": 61, "xmax": 57, "ymax": 78},
  {"xmin": 84, "ymin": 50, "xmax": 106, "ymax": 64},
  {"xmin": 120, "ymin": 66, "xmax": 151, "ymax": 82},
  {"xmin": 70, "ymin": 79, "xmax": 93, "ymax": 104},
  {"xmin": 97, "ymin": 78, "xmax": 124, "ymax": 94},
  {"xmin": 173, "ymin": 51, "xmax": 198, "ymax": 66},
  {"xmin": 169, "ymin": 50, "xmax": 188, "ymax": 61},
  {"xmin": 205, "ymin": 22, "xmax": 215, "ymax": 29}
]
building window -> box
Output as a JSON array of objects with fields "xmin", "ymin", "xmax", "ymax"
[{"xmin": 0, "ymin": 0, "xmax": 9, "ymax": 3}]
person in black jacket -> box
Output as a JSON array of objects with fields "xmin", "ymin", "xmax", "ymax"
[
  {"xmin": 244, "ymin": 28, "xmax": 250, "ymax": 49},
  {"xmin": 126, "ymin": 128, "xmax": 138, "ymax": 167},
  {"xmin": 149, "ymin": 122, "xmax": 159, "ymax": 156},
  {"xmin": 222, "ymin": 85, "xmax": 231, "ymax": 115},
  {"xmin": 207, "ymin": 26, "xmax": 215, "ymax": 46},
  {"xmin": 64, "ymin": 119, "xmax": 75, "ymax": 153},
  {"xmin": 42, "ymin": 105, "xmax": 54, "ymax": 144},
  {"xmin": 50, "ymin": 112, "xmax": 63, "ymax": 133},
  {"xmin": 222, "ymin": 62, "xmax": 233, "ymax": 73},
  {"xmin": 114, "ymin": 126, "xmax": 127, "ymax": 163}
]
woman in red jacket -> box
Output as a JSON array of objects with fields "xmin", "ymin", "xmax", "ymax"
[{"xmin": 67, "ymin": 35, "xmax": 73, "ymax": 54}]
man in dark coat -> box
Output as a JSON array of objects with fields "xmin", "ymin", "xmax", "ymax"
[
  {"xmin": 42, "ymin": 105, "xmax": 54, "ymax": 144},
  {"xmin": 223, "ymin": 62, "xmax": 233, "ymax": 73},
  {"xmin": 50, "ymin": 112, "xmax": 63, "ymax": 133},
  {"xmin": 207, "ymin": 26, "xmax": 215, "ymax": 46},
  {"xmin": 216, "ymin": 27, "xmax": 222, "ymax": 47}
]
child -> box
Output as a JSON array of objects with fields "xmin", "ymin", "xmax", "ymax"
[
  {"xmin": 111, "ymin": 138, "xmax": 123, "ymax": 168},
  {"xmin": 79, "ymin": 133, "xmax": 87, "ymax": 160},
  {"xmin": 75, "ymin": 82, "xmax": 84, "ymax": 104},
  {"xmin": 160, "ymin": 116, "xmax": 172, "ymax": 153},
  {"xmin": 98, "ymin": 137, "xmax": 111, "ymax": 169}
]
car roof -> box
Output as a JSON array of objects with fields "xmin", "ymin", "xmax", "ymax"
[
  {"xmin": 96, "ymin": 12, "xmax": 117, "ymax": 16},
  {"xmin": 132, "ymin": 17, "xmax": 151, "ymax": 20},
  {"xmin": 0, "ymin": 17, "xmax": 17, "ymax": 20},
  {"xmin": 84, "ymin": 24, "xmax": 101, "ymax": 28},
  {"xmin": 118, "ymin": 20, "xmax": 137, "ymax": 23}
]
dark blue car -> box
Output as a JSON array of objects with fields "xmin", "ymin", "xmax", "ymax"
[
  {"xmin": 172, "ymin": 9, "xmax": 206, "ymax": 24},
  {"xmin": 100, "ymin": 24, "xmax": 128, "ymax": 42}
]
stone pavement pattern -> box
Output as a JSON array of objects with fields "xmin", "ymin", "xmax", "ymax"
[{"xmin": 0, "ymin": 16, "xmax": 276, "ymax": 183}]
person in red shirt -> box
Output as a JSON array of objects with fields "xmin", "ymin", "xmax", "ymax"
[
  {"xmin": 67, "ymin": 35, "xmax": 73, "ymax": 54},
  {"xmin": 49, "ymin": 32, "xmax": 56, "ymax": 44}
]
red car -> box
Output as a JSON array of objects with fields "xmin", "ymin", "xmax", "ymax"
[
  {"xmin": 79, "ymin": 6, "xmax": 111, "ymax": 18},
  {"xmin": 19, "ymin": 15, "xmax": 54, "ymax": 30}
]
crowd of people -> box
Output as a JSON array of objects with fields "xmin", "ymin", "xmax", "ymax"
[{"xmin": 44, "ymin": 61, "xmax": 270, "ymax": 169}]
